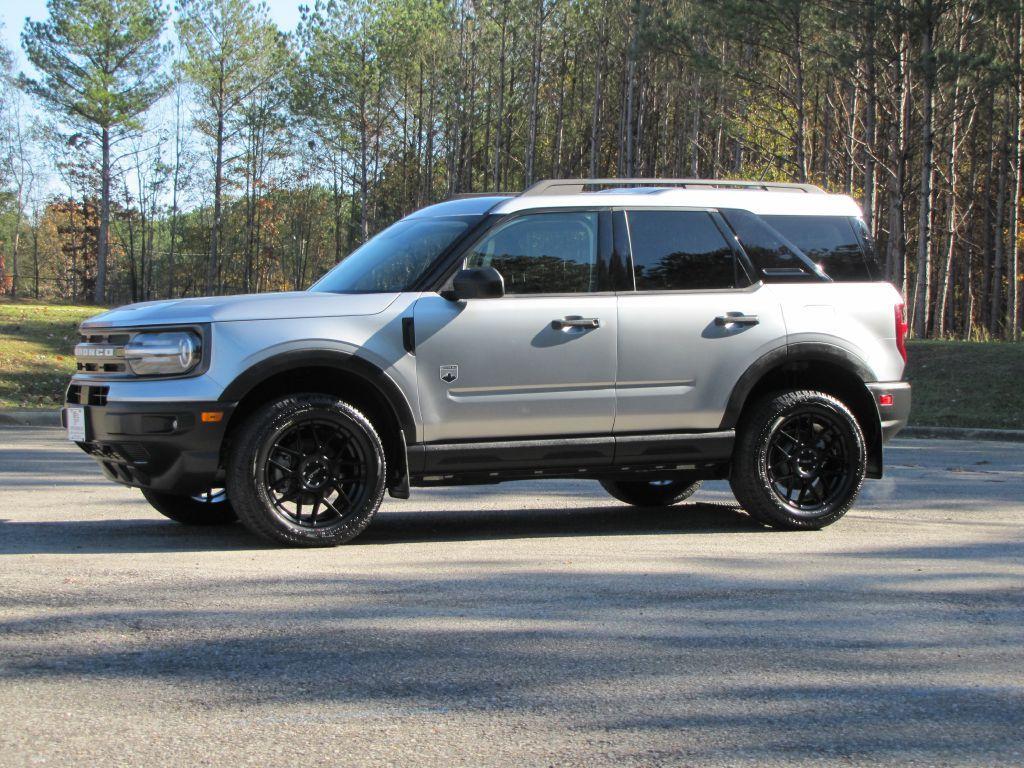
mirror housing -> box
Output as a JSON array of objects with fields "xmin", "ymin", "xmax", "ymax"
[{"xmin": 446, "ymin": 266, "xmax": 505, "ymax": 300}]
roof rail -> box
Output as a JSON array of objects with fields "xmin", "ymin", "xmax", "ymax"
[
  {"xmin": 520, "ymin": 178, "xmax": 825, "ymax": 196},
  {"xmin": 449, "ymin": 191, "xmax": 516, "ymax": 200}
]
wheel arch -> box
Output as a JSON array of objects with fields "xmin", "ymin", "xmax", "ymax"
[
  {"xmin": 218, "ymin": 350, "xmax": 416, "ymax": 496},
  {"xmin": 721, "ymin": 343, "xmax": 884, "ymax": 479}
]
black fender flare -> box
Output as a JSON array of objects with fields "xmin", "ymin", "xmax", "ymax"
[
  {"xmin": 218, "ymin": 349, "xmax": 417, "ymax": 496},
  {"xmin": 219, "ymin": 349, "xmax": 416, "ymax": 437},
  {"xmin": 720, "ymin": 342, "xmax": 883, "ymax": 478}
]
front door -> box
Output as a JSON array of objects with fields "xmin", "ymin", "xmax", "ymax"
[
  {"xmin": 614, "ymin": 208, "xmax": 787, "ymax": 432},
  {"xmin": 414, "ymin": 210, "xmax": 617, "ymax": 442}
]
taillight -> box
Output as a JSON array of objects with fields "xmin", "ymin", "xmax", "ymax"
[{"xmin": 894, "ymin": 303, "xmax": 908, "ymax": 363}]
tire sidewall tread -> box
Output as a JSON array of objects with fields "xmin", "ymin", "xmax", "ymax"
[
  {"xmin": 226, "ymin": 394, "xmax": 386, "ymax": 547},
  {"xmin": 730, "ymin": 389, "xmax": 866, "ymax": 530}
]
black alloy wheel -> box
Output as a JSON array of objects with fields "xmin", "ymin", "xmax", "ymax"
[
  {"xmin": 730, "ymin": 389, "xmax": 865, "ymax": 530},
  {"xmin": 261, "ymin": 418, "xmax": 371, "ymax": 530},
  {"xmin": 227, "ymin": 394, "xmax": 386, "ymax": 547},
  {"xmin": 764, "ymin": 409, "xmax": 855, "ymax": 514}
]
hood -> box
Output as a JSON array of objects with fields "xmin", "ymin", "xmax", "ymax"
[{"xmin": 81, "ymin": 291, "xmax": 401, "ymax": 328}]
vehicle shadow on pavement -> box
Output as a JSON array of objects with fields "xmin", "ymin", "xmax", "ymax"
[
  {"xmin": 0, "ymin": 503, "xmax": 764, "ymax": 555},
  {"xmin": 360, "ymin": 502, "xmax": 765, "ymax": 544},
  {"xmin": 0, "ymin": 541, "xmax": 1020, "ymax": 765}
]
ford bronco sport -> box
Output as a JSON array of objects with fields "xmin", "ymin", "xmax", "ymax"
[{"xmin": 64, "ymin": 178, "xmax": 911, "ymax": 547}]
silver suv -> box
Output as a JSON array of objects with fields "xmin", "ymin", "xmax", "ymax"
[{"xmin": 64, "ymin": 178, "xmax": 911, "ymax": 547}]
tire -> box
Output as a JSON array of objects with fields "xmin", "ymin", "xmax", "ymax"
[
  {"xmin": 730, "ymin": 389, "xmax": 866, "ymax": 530},
  {"xmin": 141, "ymin": 487, "xmax": 237, "ymax": 525},
  {"xmin": 600, "ymin": 477, "xmax": 703, "ymax": 507},
  {"xmin": 226, "ymin": 394, "xmax": 386, "ymax": 547}
]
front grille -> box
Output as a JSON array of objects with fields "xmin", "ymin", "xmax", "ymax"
[
  {"xmin": 76, "ymin": 331, "xmax": 130, "ymax": 373},
  {"xmin": 66, "ymin": 384, "xmax": 109, "ymax": 406}
]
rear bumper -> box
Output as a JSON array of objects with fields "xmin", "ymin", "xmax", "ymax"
[
  {"xmin": 62, "ymin": 398, "xmax": 235, "ymax": 494},
  {"xmin": 867, "ymin": 381, "xmax": 911, "ymax": 442}
]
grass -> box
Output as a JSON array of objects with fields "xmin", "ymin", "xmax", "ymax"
[
  {"xmin": 1, "ymin": 300, "xmax": 1022, "ymax": 429},
  {"xmin": 904, "ymin": 339, "xmax": 1024, "ymax": 430},
  {"xmin": 0, "ymin": 299, "xmax": 106, "ymax": 409}
]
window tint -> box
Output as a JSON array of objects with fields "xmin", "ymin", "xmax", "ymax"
[
  {"xmin": 718, "ymin": 208, "xmax": 817, "ymax": 280},
  {"xmin": 311, "ymin": 216, "xmax": 479, "ymax": 293},
  {"xmin": 627, "ymin": 210, "xmax": 741, "ymax": 291},
  {"xmin": 466, "ymin": 211, "xmax": 599, "ymax": 294},
  {"xmin": 763, "ymin": 215, "xmax": 875, "ymax": 281}
]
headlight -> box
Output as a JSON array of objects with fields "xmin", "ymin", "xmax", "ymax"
[{"xmin": 124, "ymin": 331, "xmax": 202, "ymax": 376}]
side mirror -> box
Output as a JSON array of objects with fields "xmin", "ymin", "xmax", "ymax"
[{"xmin": 446, "ymin": 266, "xmax": 505, "ymax": 300}]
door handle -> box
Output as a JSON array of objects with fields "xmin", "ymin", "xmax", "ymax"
[
  {"xmin": 552, "ymin": 317, "xmax": 601, "ymax": 330},
  {"xmin": 714, "ymin": 314, "xmax": 760, "ymax": 326}
]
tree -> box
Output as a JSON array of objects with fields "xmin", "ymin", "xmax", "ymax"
[
  {"xmin": 176, "ymin": 0, "xmax": 283, "ymax": 294},
  {"xmin": 20, "ymin": 0, "xmax": 170, "ymax": 304}
]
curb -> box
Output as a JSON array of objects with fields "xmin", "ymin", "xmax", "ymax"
[
  {"xmin": 899, "ymin": 426, "xmax": 1024, "ymax": 443},
  {"xmin": 0, "ymin": 410, "xmax": 62, "ymax": 427}
]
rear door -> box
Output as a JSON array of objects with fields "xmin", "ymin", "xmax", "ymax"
[
  {"xmin": 614, "ymin": 208, "xmax": 786, "ymax": 432},
  {"xmin": 414, "ymin": 210, "xmax": 617, "ymax": 442}
]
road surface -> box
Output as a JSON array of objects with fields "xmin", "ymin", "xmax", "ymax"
[{"xmin": 1, "ymin": 428, "xmax": 1022, "ymax": 766}]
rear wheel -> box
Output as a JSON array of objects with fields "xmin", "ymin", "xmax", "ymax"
[
  {"xmin": 141, "ymin": 488, "xmax": 237, "ymax": 525},
  {"xmin": 227, "ymin": 394, "xmax": 386, "ymax": 547},
  {"xmin": 730, "ymin": 389, "xmax": 865, "ymax": 530},
  {"xmin": 600, "ymin": 477, "xmax": 702, "ymax": 507}
]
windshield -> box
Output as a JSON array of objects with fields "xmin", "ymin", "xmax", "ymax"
[{"xmin": 310, "ymin": 215, "xmax": 480, "ymax": 293}]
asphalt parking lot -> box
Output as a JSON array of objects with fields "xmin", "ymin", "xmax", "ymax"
[{"xmin": 0, "ymin": 427, "xmax": 1022, "ymax": 767}]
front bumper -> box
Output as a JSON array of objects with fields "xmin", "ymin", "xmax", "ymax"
[
  {"xmin": 867, "ymin": 381, "xmax": 912, "ymax": 442},
  {"xmin": 62, "ymin": 388, "xmax": 235, "ymax": 494}
]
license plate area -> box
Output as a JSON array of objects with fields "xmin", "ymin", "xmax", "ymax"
[{"xmin": 65, "ymin": 406, "xmax": 87, "ymax": 442}]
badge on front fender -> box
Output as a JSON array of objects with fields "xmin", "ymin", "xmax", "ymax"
[{"xmin": 440, "ymin": 364, "xmax": 458, "ymax": 383}]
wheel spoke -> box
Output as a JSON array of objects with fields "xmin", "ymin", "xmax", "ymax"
[
  {"xmin": 321, "ymin": 495, "xmax": 343, "ymax": 517},
  {"xmin": 268, "ymin": 457, "xmax": 294, "ymax": 474}
]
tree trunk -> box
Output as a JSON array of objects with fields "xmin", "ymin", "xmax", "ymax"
[
  {"xmin": 912, "ymin": 5, "xmax": 936, "ymax": 338},
  {"xmin": 862, "ymin": 1, "xmax": 878, "ymax": 233},
  {"xmin": 589, "ymin": 19, "xmax": 604, "ymax": 177},
  {"xmin": 1011, "ymin": 0, "xmax": 1024, "ymax": 339},
  {"xmin": 96, "ymin": 127, "xmax": 111, "ymax": 305},
  {"xmin": 524, "ymin": 0, "xmax": 544, "ymax": 186},
  {"xmin": 208, "ymin": 110, "xmax": 224, "ymax": 296},
  {"xmin": 492, "ymin": 10, "xmax": 507, "ymax": 190},
  {"xmin": 991, "ymin": 102, "xmax": 1010, "ymax": 336},
  {"xmin": 935, "ymin": 4, "xmax": 966, "ymax": 337}
]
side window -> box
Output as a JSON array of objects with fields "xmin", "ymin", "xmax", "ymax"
[
  {"xmin": 718, "ymin": 208, "xmax": 817, "ymax": 279},
  {"xmin": 465, "ymin": 211, "xmax": 599, "ymax": 294},
  {"xmin": 763, "ymin": 214, "xmax": 875, "ymax": 281},
  {"xmin": 626, "ymin": 210, "xmax": 742, "ymax": 291}
]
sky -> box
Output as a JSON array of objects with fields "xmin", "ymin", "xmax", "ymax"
[
  {"xmin": 1, "ymin": 0, "xmax": 306, "ymax": 74},
  {"xmin": 1, "ymin": 0, "xmax": 308, "ymax": 202}
]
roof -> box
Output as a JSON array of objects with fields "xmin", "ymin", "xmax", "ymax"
[
  {"xmin": 491, "ymin": 187, "xmax": 863, "ymax": 217},
  {"xmin": 421, "ymin": 180, "xmax": 864, "ymax": 219}
]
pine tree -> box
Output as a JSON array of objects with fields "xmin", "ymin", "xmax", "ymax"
[{"xmin": 20, "ymin": 0, "xmax": 170, "ymax": 304}]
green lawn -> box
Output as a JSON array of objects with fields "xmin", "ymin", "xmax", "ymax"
[
  {"xmin": 0, "ymin": 300, "xmax": 106, "ymax": 409},
  {"xmin": 1, "ymin": 300, "xmax": 1022, "ymax": 428},
  {"xmin": 904, "ymin": 339, "xmax": 1024, "ymax": 429}
]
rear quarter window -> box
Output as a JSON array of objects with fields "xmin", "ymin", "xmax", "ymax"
[{"xmin": 762, "ymin": 215, "xmax": 880, "ymax": 281}]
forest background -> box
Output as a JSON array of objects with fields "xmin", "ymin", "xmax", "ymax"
[{"xmin": 1, "ymin": 0, "xmax": 1022, "ymax": 341}]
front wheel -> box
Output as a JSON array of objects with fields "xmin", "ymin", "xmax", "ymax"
[
  {"xmin": 600, "ymin": 478, "xmax": 703, "ymax": 507},
  {"xmin": 730, "ymin": 389, "xmax": 866, "ymax": 530},
  {"xmin": 226, "ymin": 394, "xmax": 386, "ymax": 547},
  {"xmin": 141, "ymin": 488, "xmax": 237, "ymax": 525}
]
